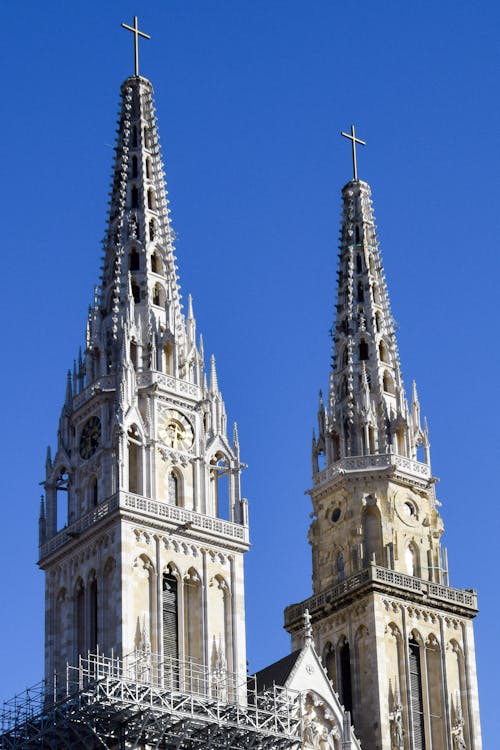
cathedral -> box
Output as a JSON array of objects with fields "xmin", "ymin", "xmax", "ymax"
[{"xmin": 0, "ymin": 17, "xmax": 482, "ymax": 750}]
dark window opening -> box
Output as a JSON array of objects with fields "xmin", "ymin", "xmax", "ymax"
[
  {"xmin": 359, "ymin": 340, "xmax": 369, "ymax": 360},
  {"xmin": 149, "ymin": 219, "xmax": 156, "ymax": 242},
  {"xmin": 131, "ymin": 282, "xmax": 141, "ymax": 304},
  {"xmin": 132, "ymin": 155, "xmax": 138, "ymax": 178},
  {"xmin": 151, "ymin": 251, "xmax": 160, "ymax": 273},
  {"xmin": 146, "ymin": 158, "xmax": 152, "ymax": 179},
  {"xmin": 340, "ymin": 641, "xmax": 353, "ymax": 714},
  {"xmin": 147, "ymin": 189, "xmax": 155, "ymax": 210},
  {"xmin": 356, "ymin": 254, "xmax": 362, "ymax": 273},
  {"xmin": 89, "ymin": 579, "xmax": 98, "ymax": 653},
  {"xmin": 132, "ymin": 125, "xmax": 138, "ymax": 148},
  {"xmin": 357, "ymin": 282, "xmax": 364, "ymax": 303},
  {"xmin": 129, "ymin": 249, "xmax": 140, "ymax": 271},
  {"xmin": 355, "ymin": 226, "xmax": 360, "ymax": 244},
  {"xmin": 131, "ymin": 185, "xmax": 139, "ymax": 209}
]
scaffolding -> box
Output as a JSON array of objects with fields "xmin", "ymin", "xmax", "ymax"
[{"xmin": 0, "ymin": 650, "xmax": 302, "ymax": 749}]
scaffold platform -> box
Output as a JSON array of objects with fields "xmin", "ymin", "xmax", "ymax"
[{"xmin": 0, "ymin": 650, "xmax": 302, "ymax": 749}]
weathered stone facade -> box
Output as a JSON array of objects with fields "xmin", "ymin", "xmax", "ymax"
[
  {"xmin": 285, "ymin": 180, "xmax": 482, "ymax": 750},
  {"xmin": 39, "ymin": 75, "xmax": 249, "ymax": 695}
]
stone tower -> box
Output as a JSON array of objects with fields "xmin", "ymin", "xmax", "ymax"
[
  {"xmin": 38, "ymin": 73, "xmax": 249, "ymax": 692},
  {"xmin": 284, "ymin": 178, "xmax": 482, "ymax": 750}
]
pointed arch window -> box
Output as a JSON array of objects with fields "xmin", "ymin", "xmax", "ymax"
[
  {"xmin": 339, "ymin": 639, "xmax": 353, "ymax": 714},
  {"xmin": 132, "ymin": 125, "xmax": 138, "ymax": 148},
  {"xmin": 131, "ymin": 185, "xmax": 139, "ymax": 209},
  {"xmin": 153, "ymin": 283, "xmax": 165, "ymax": 307},
  {"xmin": 356, "ymin": 253, "xmax": 362, "ymax": 273},
  {"xmin": 168, "ymin": 471, "xmax": 179, "ymax": 506},
  {"xmin": 144, "ymin": 127, "xmax": 151, "ymax": 149},
  {"xmin": 128, "ymin": 425, "xmax": 142, "ymax": 494},
  {"xmin": 359, "ymin": 340, "xmax": 369, "ymax": 360},
  {"xmin": 383, "ymin": 370, "xmax": 396, "ymax": 395},
  {"xmin": 379, "ymin": 340, "xmax": 388, "ymax": 362},
  {"xmin": 131, "ymin": 281, "xmax": 141, "ymax": 304},
  {"xmin": 147, "ymin": 189, "xmax": 156, "ymax": 210},
  {"xmin": 162, "ymin": 570, "xmax": 179, "ymax": 665},
  {"xmin": 132, "ymin": 155, "xmax": 138, "ymax": 178},
  {"xmin": 355, "ymin": 225, "xmax": 360, "ymax": 244},
  {"xmin": 146, "ymin": 157, "xmax": 152, "ymax": 179},
  {"xmin": 409, "ymin": 638, "xmax": 425, "ymax": 750},
  {"xmin": 375, "ymin": 311, "xmax": 382, "ymax": 332},
  {"xmin": 151, "ymin": 251, "xmax": 161, "ymax": 273},
  {"xmin": 129, "ymin": 248, "xmax": 140, "ymax": 272},
  {"xmin": 357, "ymin": 282, "xmax": 364, "ymax": 303},
  {"xmin": 149, "ymin": 219, "xmax": 156, "ymax": 242},
  {"xmin": 91, "ymin": 476, "xmax": 98, "ymax": 508}
]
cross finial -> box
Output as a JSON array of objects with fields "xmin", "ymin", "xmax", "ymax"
[
  {"xmin": 341, "ymin": 124, "xmax": 366, "ymax": 181},
  {"xmin": 121, "ymin": 16, "xmax": 151, "ymax": 77}
]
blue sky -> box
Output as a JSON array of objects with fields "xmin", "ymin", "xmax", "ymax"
[{"xmin": 1, "ymin": 1, "xmax": 498, "ymax": 745}]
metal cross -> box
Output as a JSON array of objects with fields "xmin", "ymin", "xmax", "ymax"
[
  {"xmin": 341, "ymin": 124, "xmax": 366, "ymax": 181},
  {"xmin": 121, "ymin": 16, "xmax": 151, "ymax": 77}
]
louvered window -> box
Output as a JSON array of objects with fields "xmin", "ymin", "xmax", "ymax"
[
  {"xmin": 162, "ymin": 574, "xmax": 178, "ymax": 663},
  {"xmin": 409, "ymin": 638, "xmax": 426, "ymax": 750}
]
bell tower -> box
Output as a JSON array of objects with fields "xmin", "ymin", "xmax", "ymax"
[
  {"xmin": 284, "ymin": 170, "xmax": 482, "ymax": 749},
  {"xmin": 38, "ymin": 34, "xmax": 249, "ymax": 693}
]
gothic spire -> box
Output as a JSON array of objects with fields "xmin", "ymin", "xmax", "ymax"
[{"xmin": 315, "ymin": 179, "xmax": 429, "ymax": 467}]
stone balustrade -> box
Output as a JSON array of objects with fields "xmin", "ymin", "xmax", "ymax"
[
  {"xmin": 284, "ymin": 564, "xmax": 477, "ymax": 626},
  {"xmin": 39, "ymin": 490, "xmax": 248, "ymax": 559},
  {"xmin": 313, "ymin": 453, "xmax": 431, "ymax": 488}
]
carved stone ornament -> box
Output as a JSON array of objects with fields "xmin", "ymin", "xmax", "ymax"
[{"xmin": 301, "ymin": 694, "xmax": 341, "ymax": 749}]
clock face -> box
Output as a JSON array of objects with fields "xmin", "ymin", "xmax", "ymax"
[
  {"xmin": 79, "ymin": 416, "xmax": 101, "ymax": 460},
  {"xmin": 159, "ymin": 410, "xmax": 194, "ymax": 451}
]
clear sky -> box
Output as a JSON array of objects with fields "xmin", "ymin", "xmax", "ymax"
[{"xmin": 1, "ymin": 0, "xmax": 498, "ymax": 745}]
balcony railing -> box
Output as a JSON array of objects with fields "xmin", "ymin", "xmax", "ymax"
[
  {"xmin": 284, "ymin": 564, "xmax": 477, "ymax": 626},
  {"xmin": 40, "ymin": 491, "xmax": 249, "ymax": 559},
  {"xmin": 313, "ymin": 453, "xmax": 431, "ymax": 488}
]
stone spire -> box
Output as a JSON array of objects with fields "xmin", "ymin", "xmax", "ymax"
[
  {"xmin": 313, "ymin": 179, "xmax": 429, "ymax": 469},
  {"xmin": 80, "ymin": 74, "xmax": 193, "ymax": 386}
]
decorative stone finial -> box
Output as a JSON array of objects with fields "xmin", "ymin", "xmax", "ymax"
[{"xmin": 303, "ymin": 608, "xmax": 313, "ymax": 646}]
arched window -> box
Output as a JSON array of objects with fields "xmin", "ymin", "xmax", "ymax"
[
  {"xmin": 56, "ymin": 469, "xmax": 69, "ymax": 530},
  {"xmin": 362, "ymin": 504, "xmax": 383, "ymax": 565},
  {"xmin": 163, "ymin": 342, "xmax": 173, "ymax": 374},
  {"xmin": 383, "ymin": 370, "xmax": 395, "ymax": 395},
  {"xmin": 151, "ymin": 251, "xmax": 161, "ymax": 273},
  {"xmin": 405, "ymin": 542, "xmax": 420, "ymax": 577},
  {"xmin": 153, "ymin": 283, "xmax": 165, "ymax": 306},
  {"xmin": 131, "ymin": 185, "xmax": 139, "ymax": 209},
  {"xmin": 129, "ymin": 248, "xmax": 140, "ymax": 271},
  {"xmin": 184, "ymin": 568, "xmax": 203, "ymax": 671},
  {"xmin": 355, "ymin": 226, "xmax": 360, "ymax": 244},
  {"xmin": 375, "ymin": 311, "xmax": 381, "ymax": 332},
  {"xmin": 132, "ymin": 125, "xmax": 138, "ymax": 148},
  {"xmin": 359, "ymin": 340, "xmax": 369, "ymax": 360},
  {"xmin": 147, "ymin": 189, "xmax": 155, "ymax": 210},
  {"xmin": 379, "ymin": 340, "xmax": 388, "ymax": 362},
  {"xmin": 339, "ymin": 639, "xmax": 353, "ymax": 714},
  {"xmin": 144, "ymin": 127, "xmax": 151, "ymax": 149},
  {"xmin": 357, "ymin": 282, "xmax": 364, "ymax": 303},
  {"xmin": 146, "ymin": 157, "xmax": 152, "ymax": 179},
  {"xmin": 356, "ymin": 253, "xmax": 362, "ymax": 273},
  {"xmin": 149, "ymin": 220, "xmax": 156, "ymax": 242},
  {"xmin": 91, "ymin": 477, "xmax": 98, "ymax": 508},
  {"xmin": 131, "ymin": 282, "xmax": 140, "ymax": 304},
  {"xmin": 132, "ymin": 155, "xmax": 138, "ymax": 178},
  {"xmin": 168, "ymin": 471, "xmax": 179, "ymax": 505},
  {"xmin": 128, "ymin": 425, "xmax": 142, "ymax": 494},
  {"xmin": 130, "ymin": 341, "xmax": 138, "ymax": 369},
  {"xmin": 163, "ymin": 569, "xmax": 179, "ymax": 665},
  {"xmin": 409, "ymin": 637, "xmax": 425, "ymax": 748},
  {"xmin": 210, "ymin": 454, "xmax": 230, "ymax": 520}
]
